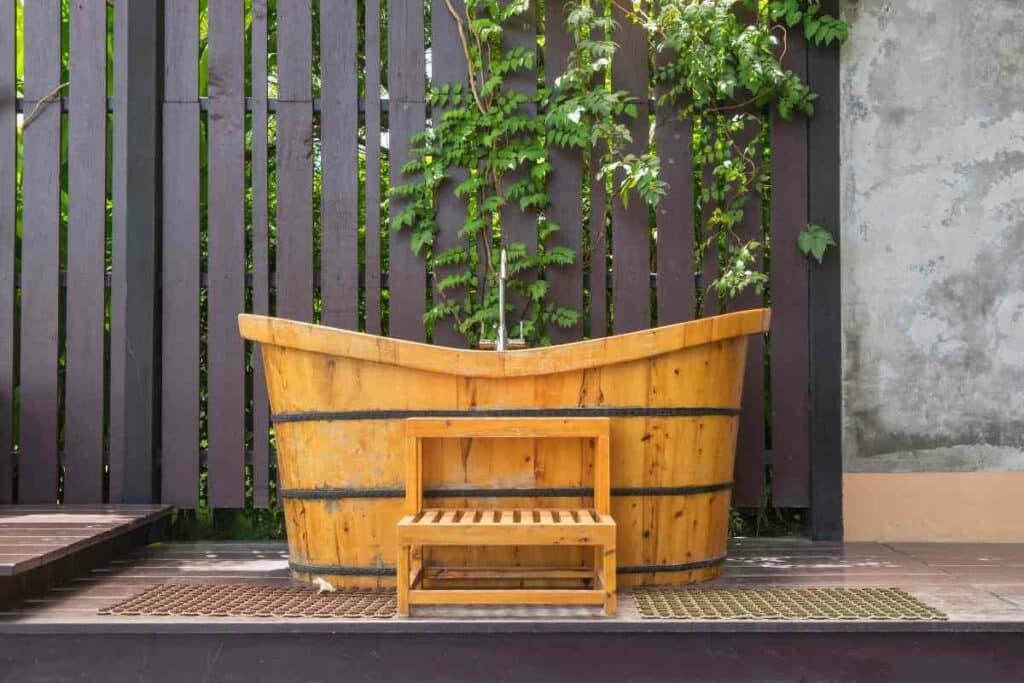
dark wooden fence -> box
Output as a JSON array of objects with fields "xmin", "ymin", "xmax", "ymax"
[{"xmin": 0, "ymin": 1, "xmax": 821, "ymax": 520}]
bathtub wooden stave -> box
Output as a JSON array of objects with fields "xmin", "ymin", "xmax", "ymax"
[{"xmin": 240, "ymin": 308, "xmax": 770, "ymax": 588}]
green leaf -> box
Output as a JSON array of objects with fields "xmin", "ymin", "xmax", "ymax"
[{"xmin": 797, "ymin": 224, "xmax": 836, "ymax": 263}]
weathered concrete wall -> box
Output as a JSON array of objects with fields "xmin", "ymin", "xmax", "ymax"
[{"xmin": 841, "ymin": 0, "xmax": 1024, "ymax": 473}]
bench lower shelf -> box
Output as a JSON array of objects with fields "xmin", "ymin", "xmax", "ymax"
[
  {"xmin": 398, "ymin": 545, "xmax": 617, "ymax": 616},
  {"xmin": 408, "ymin": 587, "xmax": 610, "ymax": 607}
]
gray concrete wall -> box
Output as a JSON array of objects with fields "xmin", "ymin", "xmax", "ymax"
[{"xmin": 841, "ymin": 0, "xmax": 1024, "ymax": 472}]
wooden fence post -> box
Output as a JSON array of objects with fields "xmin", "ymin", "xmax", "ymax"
[
  {"xmin": 110, "ymin": 0, "xmax": 162, "ymax": 504},
  {"xmin": 807, "ymin": 0, "xmax": 843, "ymax": 540}
]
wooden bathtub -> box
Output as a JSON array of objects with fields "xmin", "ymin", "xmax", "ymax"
[{"xmin": 239, "ymin": 308, "xmax": 770, "ymax": 588}]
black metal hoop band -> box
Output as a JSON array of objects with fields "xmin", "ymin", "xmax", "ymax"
[
  {"xmin": 280, "ymin": 482, "xmax": 733, "ymax": 500},
  {"xmin": 272, "ymin": 406, "xmax": 738, "ymax": 424}
]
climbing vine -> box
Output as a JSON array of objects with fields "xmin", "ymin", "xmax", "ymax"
[{"xmin": 391, "ymin": 0, "xmax": 848, "ymax": 344}]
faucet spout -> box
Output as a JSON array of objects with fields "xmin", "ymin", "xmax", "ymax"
[{"xmin": 497, "ymin": 248, "xmax": 507, "ymax": 352}]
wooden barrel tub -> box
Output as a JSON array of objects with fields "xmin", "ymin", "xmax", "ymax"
[{"xmin": 239, "ymin": 308, "xmax": 770, "ymax": 588}]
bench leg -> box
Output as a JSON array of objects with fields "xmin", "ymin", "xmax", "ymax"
[
  {"xmin": 397, "ymin": 543, "xmax": 410, "ymax": 616},
  {"xmin": 601, "ymin": 544, "xmax": 616, "ymax": 616}
]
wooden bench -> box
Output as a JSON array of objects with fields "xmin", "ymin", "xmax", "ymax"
[{"xmin": 397, "ymin": 417, "xmax": 616, "ymax": 616}]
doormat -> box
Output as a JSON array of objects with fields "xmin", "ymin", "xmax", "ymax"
[
  {"xmin": 631, "ymin": 587, "xmax": 947, "ymax": 621},
  {"xmin": 98, "ymin": 583, "xmax": 396, "ymax": 619}
]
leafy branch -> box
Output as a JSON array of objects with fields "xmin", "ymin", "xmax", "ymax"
[
  {"xmin": 600, "ymin": 0, "xmax": 848, "ymax": 300},
  {"xmin": 392, "ymin": 0, "xmax": 849, "ymax": 345}
]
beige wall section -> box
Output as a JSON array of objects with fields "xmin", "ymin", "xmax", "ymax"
[{"xmin": 844, "ymin": 473, "xmax": 1024, "ymax": 542}]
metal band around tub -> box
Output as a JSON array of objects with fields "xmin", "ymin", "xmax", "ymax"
[
  {"xmin": 288, "ymin": 554, "xmax": 727, "ymax": 577},
  {"xmin": 271, "ymin": 406, "xmax": 739, "ymax": 424},
  {"xmin": 280, "ymin": 482, "xmax": 733, "ymax": 500}
]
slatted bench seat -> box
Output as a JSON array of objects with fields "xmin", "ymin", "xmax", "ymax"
[
  {"xmin": 397, "ymin": 417, "xmax": 616, "ymax": 616},
  {"xmin": 401, "ymin": 508, "xmax": 615, "ymax": 545}
]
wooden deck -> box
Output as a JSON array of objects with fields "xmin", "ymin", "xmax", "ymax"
[
  {"xmin": 0, "ymin": 505, "xmax": 171, "ymax": 607},
  {"xmin": 1, "ymin": 538, "xmax": 1022, "ymax": 680}
]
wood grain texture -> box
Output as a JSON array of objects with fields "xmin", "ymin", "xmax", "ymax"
[
  {"xmin": 18, "ymin": 0, "xmax": 62, "ymax": 502},
  {"xmin": 275, "ymin": 0, "xmax": 314, "ymax": 323},
  {"xmin": 240, "ymin": 308, "xmax": 770, "ymax": 378},
  {"xmin": 363, "ymin": 0, "xmax": 383, "ymax": 335},
  {"xmin": 161, "ymin": 0, "xmax": 201, "ymax": 508},
  {"xmin": 245, "ymin": 309, "xmax": 766, "ymax": 588},
  {"xmin": 386, "ymin": 0, "xmax": 426, "ymax": 341},
  {"xmin": 544, "ymin": 1, "xmax": 584, "ymax": 343},
  {"xmin": 319, "ymin": 0, "xmax": 359, "ymax": 329},
  {"xmin": 250, "ymin": 0, "xmax": 271, "ymax": 507},
  {"xmin": 430, "ymin": 0, "xmax": 470, "ymax": 348},
  {"xmin": 64, "ymin": 0, "xmax": 108, "ymax": 503},
  {"xmin": 610, "ymin": 16, "xmax": 650, "ymax": 334},
  {"xmin": 0, "ymin": 0, "xmax": 15, "ymax": 503},
  {"xmin": 770, "ymin": 28, "xmax": 811, "ymax": 507},
  {"xmin": 206, "ymin": 0, "xmax": 246, "ymax": 507}
]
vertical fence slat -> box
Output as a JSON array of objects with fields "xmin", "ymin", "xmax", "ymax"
[
  {"xmin": 364, "ymin": 0, "xmax": 382, "ymax": 335},
  {"xmin": 63, "ymin": 0, "xmax": 107, "ymax": 502},
  {"xmin": 387, "ymin": 0, "xmax": 426, "ymax": 341},
  {"xmin": 0, "ymin": 0, "xmax": 14, "ymax": 502},
  {"xmin": 729, "ymin": 109, "xmax": 767, "ymax": 508},
  {"xmin": 499, "ymin": 3, "xmax": 538, "ymax": 329},
  {"xmin": 320, "ymin": 0, "xmax": 359, "ymax": 329},
  {"xmin": 610, "ymin": 16, "xmax": 649, "ymax": 334},
  {"xmin": 112, "ymin": 1, "xmax": 160, "ymax": 503},
  {"xmin": 275, "ymin": 0, "xmax": 314, "ymax": 324},
  {"xmin": 109, "ymin": 0, "xmax": 125, "ymax": 502},
  {"xmin": 206, "ymin": 0, "xmax": 246, "ymax": 507},
  {"xmin": 589, "ymin": 149, "xmax": 608, "ymax": 338},
  {"xmin": 654, "ymin": 73, "xmax": 695, "ymax": 325},
  {"xmin": 544, "ymin": 2, "xmax": 584, "ymax": 343},
  {"xmin": 699, "ymin": 160, "xmax": 719, "ymax": 312},
  {"xmin": 18, "ymin": 1, "xmax": 62, "ymax": 502},
  {"xmin": 161, "ymin": 1, "xmax": 200, "ymax": 508},
  {"xmin": 160, "ymin": 3, "xmax": 200, "ymax": 507},
  {"xmin": 771, "ymin": 28, "xmax": 811, "ymax": 507},
  {"xmin": 251, "ymin": 0, "xmax": 270, "ymax": 507},
  {"xmin": 721, "ymin": 6, "xmax": 765, "ymax": 508},
  {"xmin": 588, "ymin": 20, "xmax": 609, "ymax": 340},
  {"xmin": 430, "ymin": 0, "xmax": 469, "ymax": 348}
]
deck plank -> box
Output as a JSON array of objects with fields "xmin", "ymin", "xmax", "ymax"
[{"xmin": 0, "ymin": 506, "xmax": 171, "ymax": 577}]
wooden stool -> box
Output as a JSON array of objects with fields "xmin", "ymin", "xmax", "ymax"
[{"xmin": 396, "ymin": 417, "xmax": 616, "ymax": 616}]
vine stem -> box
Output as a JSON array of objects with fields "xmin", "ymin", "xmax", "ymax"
[
  {"xmin": 443, "ymin": 0, "xmax": 487, "ymax": 114},
  {"xmin": 608, "ymin": 0, "xmax": 665, "ymax": 37},
  {"xmin": 21, "ymin": 82, "xmax": 70, "ymax": 130}
]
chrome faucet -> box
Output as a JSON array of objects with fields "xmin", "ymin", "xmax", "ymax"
[
  {"xmin": 497, "ymin": 249, "xmax": 507, "ymax": 351},
  {"xmin": 479, "ymin": 248, "xmax": 526, "ymax": 351}
]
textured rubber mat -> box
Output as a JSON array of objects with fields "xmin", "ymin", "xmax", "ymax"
[
  {"xmin": 631, "ymin": 587, "xmax": 947, "ymax": 621},
  {"xmin": 98, "ymin": 583, "xmax": 396, "ymax": 619}
]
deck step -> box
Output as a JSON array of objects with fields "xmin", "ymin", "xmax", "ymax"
[{"xmin": 0, "ymin": 504, "xmax": 172, "ymax": 606}]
